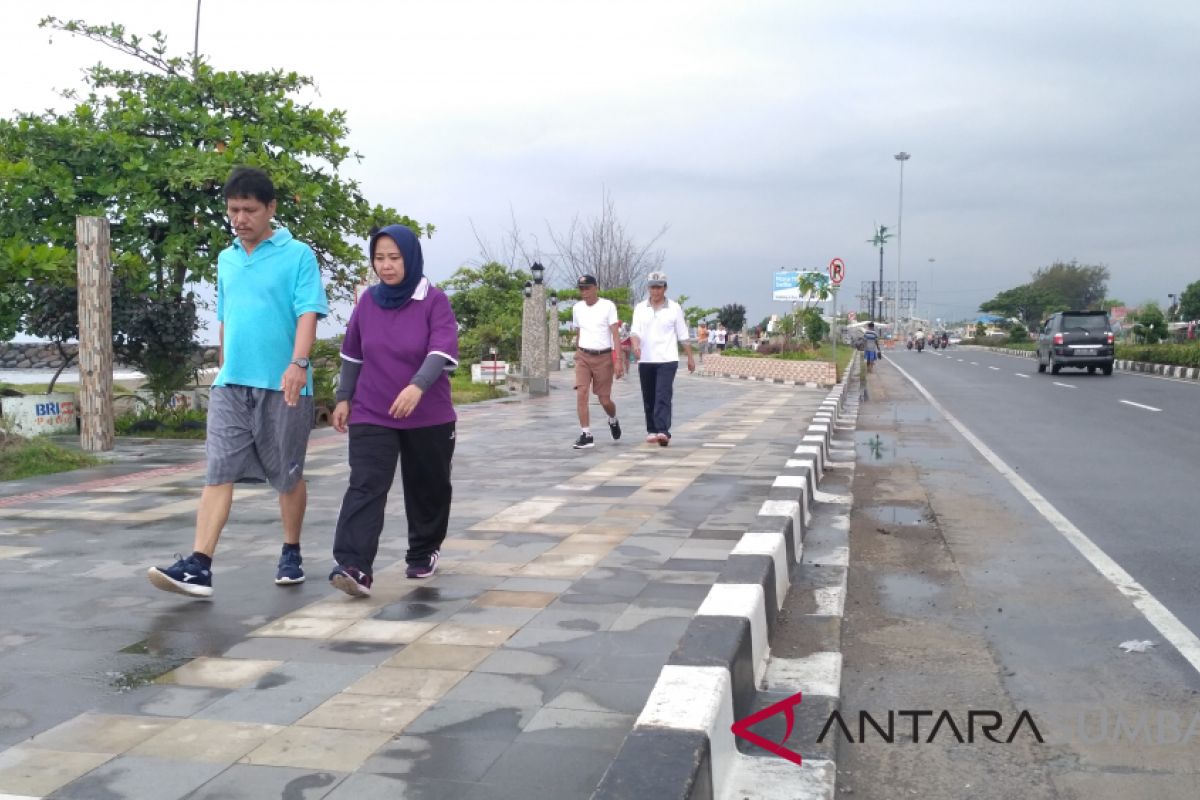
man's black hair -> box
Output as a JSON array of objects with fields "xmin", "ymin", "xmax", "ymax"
[{"xmin": 223, "ymin": 167, "xmax": 276, "ymax": 204}]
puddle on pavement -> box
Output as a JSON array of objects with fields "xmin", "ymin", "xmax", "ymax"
[
  {"xmin": 857, "ymin": 433, "xmax": 896, "ymax": 463},
  {"xmin": 862, "ymin": 505, "xmax": 926, "ymax": 526},
  {"xmin": 877, "ymin": 573, "xmax": 942, "ymax": 615}
]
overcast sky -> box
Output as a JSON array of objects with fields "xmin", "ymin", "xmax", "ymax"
[{"xmin": 3, "ymin": 0, "xmax": 1197, "ymax": 334}]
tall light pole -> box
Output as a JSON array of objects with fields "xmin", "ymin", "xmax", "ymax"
[
  {"xmin": 927, "ymin": 257, "xmax": 935, "ymax": 322},
  {"xmin": 894, "ymin": 151, "xmax": 911, "ymax": 335}
]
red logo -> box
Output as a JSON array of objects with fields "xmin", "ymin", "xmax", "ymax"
[{"xmin": 731, "ymin": 691, "xmax": 804, "ymax": 765}]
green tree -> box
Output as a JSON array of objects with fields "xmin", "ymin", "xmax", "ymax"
[
  {"xmin": 441, "ymin": 262, "xmax": 531, "ymax": 363},
  {"xmin": 1178, "ymin": 280, "xmax": 1200, "ymax": 322},
  {"xmin": 801, "ymin": 307, "xmax": 829, "ymax": 348},
  {"xmin": 1008, "ymin": 323, "xmax": 1029, "ymax": 342},
  {"xmin": 1098, "ymin": 298, "xmax": 1126, "ymax": 312},
  {"xmin": 1030, "ymin": 260, "xmax": 1109, "ymax": 310},
  {"xmin": 0, "ymin": 18, "xmax": 425, "ymax": 333},
  {"xmin": 23, "ymin": 274, "xmax": 198, "ymax": 402},
  {"xmin": 1130, "ymin": 303, "xmax": 1168, "ymax": 344},
  {"xmin": 717, "ymin": 303, "xmax": 747, "ymax": 332},
  {"xmin": 979, "ymin": 284, "xmax": 1065, "ymax": 329},
  {"xmin": 674, "ymin": 294, "xmax": 718, "ymax": 329},
  {"xmin": 975, "ymin": 322, "xmax": 987, "ymax": 338}
]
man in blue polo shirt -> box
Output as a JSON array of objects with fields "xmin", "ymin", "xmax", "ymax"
[{"xmin": 148, "ymin": 167, "xmax": 329, "ymax": 598}]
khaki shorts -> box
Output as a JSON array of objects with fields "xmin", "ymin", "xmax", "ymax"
[{"xmin": 575, "ymin": 349, "xmax": 615, "ymax": 398}]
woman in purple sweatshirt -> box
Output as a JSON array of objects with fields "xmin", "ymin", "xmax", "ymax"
[{"xmin": 328, "ymin": 224, "xmax": 459, "ymax": 597}]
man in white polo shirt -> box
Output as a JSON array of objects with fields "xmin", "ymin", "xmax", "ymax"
[
  {"xmin": 571, "ymin": 274, "xmax": 623, "ymax": 449},
  {"xmin": 630, "ymin": 271, "xmax": 695, "ymax": 446}
]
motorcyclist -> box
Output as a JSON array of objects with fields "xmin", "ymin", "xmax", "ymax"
[{"xmin": 915, "ymin": 328, "xmax": 925, "ymax": 351}]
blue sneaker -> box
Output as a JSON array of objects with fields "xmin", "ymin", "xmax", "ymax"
[
  {"xmin": 275, "ymin": 546, "xmax": 305, "ymax": 585},
  {"xmin": 147, "ymin": 554, "xmax": 213, "ymax": 598},
  {"xmin": 329, "ymin": 564, "xmax": 372, "ymax": 598}
]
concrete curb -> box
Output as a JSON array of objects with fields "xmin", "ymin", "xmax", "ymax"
[
  {"xmin": 593, "ymin": 359, "xmax": 860, "ymax": 800},
  {"xmin": 966, "ymin": 346, "xmax": 1200, "ymax": 381}
]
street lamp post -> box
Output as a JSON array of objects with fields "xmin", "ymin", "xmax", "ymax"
[
  {"xmin": 548, "ymin": 291, "xmax": 561, "ymax": 372},
  {"xmin": 894, "ymin": 151, "xmax": 911, "ymax": 336},
  {"xmin": 928, "ymin": 257, "xmax": 936, "ymax": 322},
  {"xmin": 1168, "ymin": 293, "xmax": 1177, "ymax": 321}
]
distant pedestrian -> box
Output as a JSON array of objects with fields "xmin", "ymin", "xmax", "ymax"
[
  {"xmin": 570, "ymin": 274, "xmax": 623, "ymax": 449},
  {"xmin": 328, "ymin": 224, "xmax": 459, "ymax": 597},
  {"xmin": 863, "ymin": 321, "xmax": 880, "ymax": 373},
  {"xmin": 630, "ymin": 271, "xmax": 695, "ymax": 446},
  {"xmin": 714, "ymin": 323, "xmax": 727, "ymax": 352},
  {"xmin": 148, "ymin": 166, "xmax": 328, "ymax": 598},
  {"xmin": 697, "ymin": 322, "xmax": 709, "ymax": 361}
]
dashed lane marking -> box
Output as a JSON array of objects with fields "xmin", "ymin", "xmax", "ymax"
[{"xmin": 1120, "ymin": 400, "xmax": 1161, "ymax": 412}]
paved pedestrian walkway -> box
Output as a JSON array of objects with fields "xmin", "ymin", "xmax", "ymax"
[{"xmin": 0, "ymin": 367, "xmax": 830, "ymax": 799}]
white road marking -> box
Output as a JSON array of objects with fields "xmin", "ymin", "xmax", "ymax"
[
  {"xmin": 989, "ymin": 366, "xmax": 1001, "ymax": 371},
  {"xmin": 970, "ymin": 361, "xmax": 979, "ymax": 365},
  {"xmin": 1015, "ymin": 373, "xmax": 1030, "ymax": 378},
  {"xmin": 1053, "ymin": 382, "xmax": 1076, "ymax": 389},
  {"xmin": 957, "ymin": 359, "xmax": 964, "ymax": 362},
  {"xmin": 889, "ymin": 358, "xmax": 1200, "ymax": 681},
  {"xmin": 1120, "ymin": 400, "xmax": 1161, "ymax": 412}
]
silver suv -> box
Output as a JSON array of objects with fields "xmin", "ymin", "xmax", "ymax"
[{"xmin": 1036, "ymin": 311, "xmax": 1115, "ymax": 375}]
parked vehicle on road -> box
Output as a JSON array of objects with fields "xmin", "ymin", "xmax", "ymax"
[{"xmin": 1036, "ymin": 311, "xmax": 1115, "ymax": 375}]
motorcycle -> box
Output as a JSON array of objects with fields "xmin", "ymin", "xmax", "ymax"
[
  {"xmin": 916, "ymin": 338, "xmax": 925, "ymax": 353},
  {"xmin": 906, "ymin": 339, "xmax": 913, "ymax": 350}
]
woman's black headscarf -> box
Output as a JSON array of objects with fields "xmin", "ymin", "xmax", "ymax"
[{"xmin": 368, "ymin": 224, "xmax": 424, "ymax": 309}]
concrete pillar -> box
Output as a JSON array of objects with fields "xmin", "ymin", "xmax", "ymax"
[{"xmin": 520, "ymin": 282, "xmax": 549, "ymax": 396}]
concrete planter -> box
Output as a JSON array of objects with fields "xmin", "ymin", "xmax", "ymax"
[{"xmin": 0, "ymin": 392, "xmax": 78, "ymax": 436}]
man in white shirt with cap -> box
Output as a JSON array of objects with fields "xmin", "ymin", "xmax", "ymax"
[
  {"xmin": 630, "ymin": 271, "xmax": 695, "ymax": 447},
  {"xmin": 570, "ymin": 273, "xmax": 623, "ymax": 449}
]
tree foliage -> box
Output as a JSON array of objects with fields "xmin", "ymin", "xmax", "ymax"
[
  {"xmin": 801, "ymin": 307, "xmax": 829, "ymax": 348},
  {"xmin": 979, "ymin": 260, "xmax": 1109, "ymax": 328},
  {"xmin": 674, "ymin": 294, "xmax": 717, "ymax": 329},
  {"xmin": 23, "ymin": 273, "xmax": 198, "ymax": 402},
  {"xmin": 1178, "ymin": 280, "xmax": 1200, "ymax": 322},
  {"xmin": 440, "ymin": 262, "xmax": 532, "ymax": 363},
  {"xmin": 0, "ymin": 17, "xmax": 426, "ymax": 330},
  {"xmin": 717, "ymin": 303, "xmax": 747, "ymax": 332},
  {"xmin": 1129, "ymin": 302, "xmax": 1168, "ymax": 344}
]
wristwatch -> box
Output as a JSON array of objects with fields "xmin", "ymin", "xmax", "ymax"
[{"xmin": 291, "ymin": 358, "xmax": 310, "ymax": 369}]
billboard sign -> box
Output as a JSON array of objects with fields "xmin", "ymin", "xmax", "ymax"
[{"xmin": 772, "ymin": 270, "xmax": 831, "ymax": 302}]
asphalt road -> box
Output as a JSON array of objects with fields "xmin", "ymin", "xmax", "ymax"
[
  {"xmin": 837, "ymin": 357, "xmax": 1200, "ymax": 799},
  {"xmin": 882, "ymin": 346, "xmax": 1200, "ymax": 632}
]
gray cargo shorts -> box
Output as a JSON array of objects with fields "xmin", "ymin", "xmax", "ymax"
[{"xmin": 205, "ymin": 385, "xmax": 314, "ymax": 493}]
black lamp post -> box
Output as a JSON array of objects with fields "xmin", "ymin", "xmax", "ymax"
[
  {"xmin": 523, "ymin": 281, "xmax": 533, "ymax": 298},
  {"xmin": 531, "ymin": 262, "xmax": 544, "ymax": 285}
]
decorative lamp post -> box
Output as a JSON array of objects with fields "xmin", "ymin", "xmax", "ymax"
[
  {"xmin": 531, "ymin": 261, "xmax": 545, "ymax": 284},
  {"xmin": 548, "ymin": 290, "xmax": 561, "ymax": 372}
]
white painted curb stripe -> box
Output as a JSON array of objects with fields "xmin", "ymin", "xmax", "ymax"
[
  {"xmin": 813, "ymin": 489, "xmax": 851, "ymax": 505},
  {"xmin": 698, "ymin": 583, "xmax": 770, "ymax": 682},
  {"xmin": 723, "ymin": 754, "xmax": 836, "ymax": 800},
  {"xmin": 813, "ymin": 585, "xmax": 846, "ymax": 616},
  {"xmin": 759, "ymin": 500, "xmax": 802, "ymax": 552},
  {"xmin": 732, "ymin": 532, "xmax": 789, "ymax": 609}
]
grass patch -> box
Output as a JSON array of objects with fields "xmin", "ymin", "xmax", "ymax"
[
  {"xmin": 450, "ymin": 370, "xmax": 508, "ymax": 404},
  {"xmin": 0, "ymin": 435, "xmax": 100, "ymax": 482},
  {"xmin": 0, "ymin": 382, "xmax": 136, "ymax": 395}
]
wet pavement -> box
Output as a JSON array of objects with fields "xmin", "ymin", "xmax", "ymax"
[{"xmin": 0, "ymin": 367, "xmax": 829, "ymax": 799}]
